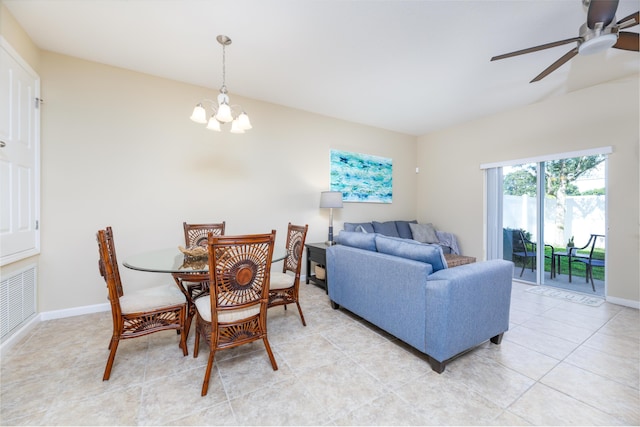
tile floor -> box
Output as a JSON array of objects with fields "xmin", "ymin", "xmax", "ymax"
[{"xmin": 1, "ymin": 281, "xmax": 638, "ymax": 426}]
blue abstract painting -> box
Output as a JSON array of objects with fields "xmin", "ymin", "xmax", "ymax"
[{"xmin": 330, "ymin": 149, "xmax": 392, "ymax": 203}]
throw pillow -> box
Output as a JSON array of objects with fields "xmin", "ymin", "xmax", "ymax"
[
  {"xmin": 375, "ymin": 235, "xmax": 446, "ymax": 272},
  {"xmin": 409, "ymin": 223, "xmax": 440, "ymax": 244},
  {"xmin": 372, "ymin": 221, "xmax": 400, "ymax": 237},
  {"xmin": 395, "ymin": 220, "xmax": 417, "ymax": 239}
]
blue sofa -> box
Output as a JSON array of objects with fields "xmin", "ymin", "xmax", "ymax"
[{"xmin": 326, "ymin": 231, "xmax": 514, "ymax": 373}]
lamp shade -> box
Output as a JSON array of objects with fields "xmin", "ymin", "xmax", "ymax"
[
  {"xmin": 319, "ymin": 191, "xmax": 343, "ymax": 208},
  {"xmin": 190, "ymin": 104, "xmax": 207, "ymax": 124}
]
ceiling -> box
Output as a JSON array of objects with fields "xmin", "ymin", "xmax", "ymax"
[{"xmin": 4, "ymin": 0, "xmax": 639, "ymax": 136}]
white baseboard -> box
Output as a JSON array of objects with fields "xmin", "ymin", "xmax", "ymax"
[
  {"xmin": 39, "ymin": 302, "xmax": 110, "ymax": 321},
  {"xmin": 606, "ymin": 296, "xmax": 640, "ymax": 310}
]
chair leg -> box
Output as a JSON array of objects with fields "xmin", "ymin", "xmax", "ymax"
[
  {"xmin": 295, "ymin": 301, "xmax": 306, "ymax": 326},
  {"xmin": 201, "ymin": 350, "xmax": 216, "ymax": 396},
  {"xmin": 262, "ymin": 337, "xmax": 279, "ymax": 371},
  {"xmin": 588, "ymin": 265, "xmax": 596, "ymax": 292},
  {"xmin": 194, "ymin": 325, "xmax": 201, "ymax": 358},
  {"xmin": 179, "ymin": 322, "xmax": 188, "ymax": 357},
  {"xmin": 103, "ymin": 337, "xmax": 120, "ymax": 381}
]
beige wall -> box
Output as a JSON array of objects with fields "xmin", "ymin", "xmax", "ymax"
[
  {"xmin": 36, "ymin": 51, "xmax": 416, "ymax": 311},
  {"xmin": 417, "ymin": 75, "xmax": 640, "ymax": 303}
]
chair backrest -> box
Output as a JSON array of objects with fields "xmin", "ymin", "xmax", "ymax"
[
  {"xmin": 282, "ymin": 223, "xmax": 309, "ymax": 276},
  {"xmin": 97, "ymin": 227, "xmax": 123, "ymax": 317},
  {"xmin": 513, "ymin": 230, "xmax": 533, "ymax": 255},
  {"xmin": 586, "ymin": 234, "xmax": 605, "ymax": 260},
  {"xmin": 183, "ymin": 222, "xmax": 225, "ymax": 247},
  {"xmin": 207, "ymin": 231, "xmax": 276, "ymax": 314},
  {"xmin": 572, "ymin": 234, "xmax": 604, "ymax": 259}
]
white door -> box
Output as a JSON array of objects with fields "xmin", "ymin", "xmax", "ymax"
[{"xmin": 0, "ymin": 38, "xmax": 40, "ymax": 265}]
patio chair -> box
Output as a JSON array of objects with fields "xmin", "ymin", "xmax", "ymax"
[
  {"xmin": 512, "ymin": 230, "xmax": 555, "ymax": 278},
  {"xmin": 570, "ymin": 234, "xmax": 605, "ymax": 292}
]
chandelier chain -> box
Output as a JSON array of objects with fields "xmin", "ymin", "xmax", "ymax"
[{"xmin": 221, "ymin": 44, "xmax": 227, "ymax": 94}]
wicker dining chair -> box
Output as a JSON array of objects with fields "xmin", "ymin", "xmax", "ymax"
[
  {"xmin": 194, "ymin": 231, "xmax": 278, "ymax": 396},
  {"xmin": 96, "ymin": 227, "xmax": 187, "ymax": 381},
  {"xmin": 268, "ymin": 223, "xmax": 309, "ymax": 326},
  {"xmin": 172, "ymin": 222, "xmax": 225, "ymax": 339}
]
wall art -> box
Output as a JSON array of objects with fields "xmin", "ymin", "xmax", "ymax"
[{"xmin": 330, "ymin": 149, "xmax": 392, "ymax": 203}]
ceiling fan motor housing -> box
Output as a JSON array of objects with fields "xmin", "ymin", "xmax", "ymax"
[{"xmin": 578, "ymin": 22, "xmax": 618, "ymax": 55}]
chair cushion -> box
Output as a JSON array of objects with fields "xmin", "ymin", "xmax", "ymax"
[
  {"xmin": 409, "ymin": 223, "xmax": 440, "ymax": 244},
  {"xmin": 119, "ymin": 283, "xmax": 186, "ymax": 314},
  {"xmin": 194, "ymin": 297, "xmax": 261, "ymax": 323},
  {"xmin": 375, "ymin": 235, "xmax": 447, "ymax": 272},
  {"xmin": 372, "ymin": 221, "xmax": 400, "ymax": 237},
  {"xmin": 270, "ymin": 272, "xmax": 295, "ymax": 290},
  {"xmin": 336, "ymin": 231, "xmax": 377, "ymax": 251}
]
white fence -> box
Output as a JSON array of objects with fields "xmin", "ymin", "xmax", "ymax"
[{"xmin": 503, "ymin": 194, "xmax": 605, "ymax": 247}]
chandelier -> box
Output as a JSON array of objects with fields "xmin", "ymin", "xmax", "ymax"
[{"xmin": 190, "ymin": 35, "xmax": 252, "ymax": 133}]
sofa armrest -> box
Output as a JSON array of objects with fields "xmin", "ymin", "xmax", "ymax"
[
  {"xmin": 327, "ymin": 244, "xmax": 432, "ymax": 350},
  {"xmin": 424, "ymin": 259, "xmax": 513, "ymax": 362}
]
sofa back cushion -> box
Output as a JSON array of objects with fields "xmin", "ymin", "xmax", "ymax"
[
  {"xmin": 395, "ymin": 220, "xmax": 417, "ymax": 239},
  {"xmin": 372, "ymin": 221, "xmax": 400, "ymax": 237},
  {"xmin": 336, "ymin": 231, "xmax": 377, "ymax": 251},
  {"xmin": 375, "ymin": 235, "xmax": 447, "ymax": 272},
  {"xmin": 343, "ymin": 222, "xmax": 375, "ymax": 233}
]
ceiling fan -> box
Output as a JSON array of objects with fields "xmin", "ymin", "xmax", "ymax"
[{"xmin": 491, "ymin": 0, "xmax": 639, "ymax": 82}]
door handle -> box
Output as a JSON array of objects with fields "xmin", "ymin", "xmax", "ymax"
[{"xmin": 0, "ymin": 141, "xmax": 5, "ymax": 148}]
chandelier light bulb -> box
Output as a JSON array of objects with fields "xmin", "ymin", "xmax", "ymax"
[
  {"xmin": 215, "ymin": 102, "xmax": 233, "ymax": 123},
  {"xmin": 206, "ymin": 117, "xmax": 221, "ymax": 131},
  {"xmin": 237, "ymin": 112, "xmax": 252, "ymax": 130},
  {"xmin": 190, "ymin": 104, "xmax": 207, "ymax": 124},
  {"xmin": 230, "ymin": 119, "xmax": 245, "ymax": 133}
]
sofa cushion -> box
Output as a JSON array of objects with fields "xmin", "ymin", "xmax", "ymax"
[
  {"xmin": 395, "ymin": 220, "xmax": 417, "ymax": 239},
  {"xmin": 375, "ymin": 235, "xmax": 447, "ymax": 272},
  {"xmin": 409, "ymin": 223, "xmax": 440, "ymax": 244},
  {"xmin": 336, "ymin": 231, "xmax": 377, "ymax": 251},
  {"xmin": 344, "ymin": 222, "xmax": 375, "ymax": 233},
  {"xmin": 372, "ymin": 221, "xmax": 400, "ymax": 237}
]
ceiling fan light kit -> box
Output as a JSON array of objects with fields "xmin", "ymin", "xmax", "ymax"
[
  {"xmin": 491, "ymin": 0, "xmax": 639, "ymax": 82},
  {"xmin": 190, "ymin": 35, "xmax": 252, "ymax": 133}
]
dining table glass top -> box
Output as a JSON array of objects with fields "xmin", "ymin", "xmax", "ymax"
[{"xmin": 123, "ymin": 246, "xmax": 288, "ymax": 274}]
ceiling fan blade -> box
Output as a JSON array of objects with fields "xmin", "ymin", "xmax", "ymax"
[
  {"xmin": 530, "ymin": 47, "xmax": 579, "ymax": 83},
  {"xmin": 616, "ymin": 11, "xmax": 639, "ymax": 29},
  {"xmin": 491, "ymin": 37, "xmax": 581, "ymax": 61},
  {"xmin": 613, "ymin": 31, "xmax": 640, "ymax": 51},
  {"xmin": 587, "ymin": 0, "xmax": 619, "ymax": 29}
]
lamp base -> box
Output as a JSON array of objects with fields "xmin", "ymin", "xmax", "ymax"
[{"xmin": 325, "ymin": 240, "xmax": 338, "ymax": 246}]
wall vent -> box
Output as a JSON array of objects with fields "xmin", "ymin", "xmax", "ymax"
[{"xmin": 1, "ymin": 266, "xmax": 37, "ymax": 341}]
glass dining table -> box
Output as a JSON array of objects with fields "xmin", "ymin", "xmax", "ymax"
[{"xmin": 123, "ymin": 246, "xmax": 288, "ymax": 274}]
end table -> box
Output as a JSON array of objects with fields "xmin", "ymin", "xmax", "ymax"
[{"xmin": 305, "ymin": 242, "xmax": 329, "ymax": 293}]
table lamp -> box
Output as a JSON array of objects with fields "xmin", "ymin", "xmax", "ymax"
[{"xmin": 320, "ymin": 191, "xmax": 343, "ymax": 246}]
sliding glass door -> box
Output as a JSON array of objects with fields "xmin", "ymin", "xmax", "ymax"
[{"xmin": 485, "ymin": 151, "xmax": 608, "ymax": 296}]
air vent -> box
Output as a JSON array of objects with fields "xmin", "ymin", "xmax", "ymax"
[{"xmin": 1, "ymin": 266, "xmax": 37, "ymax": 341}]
